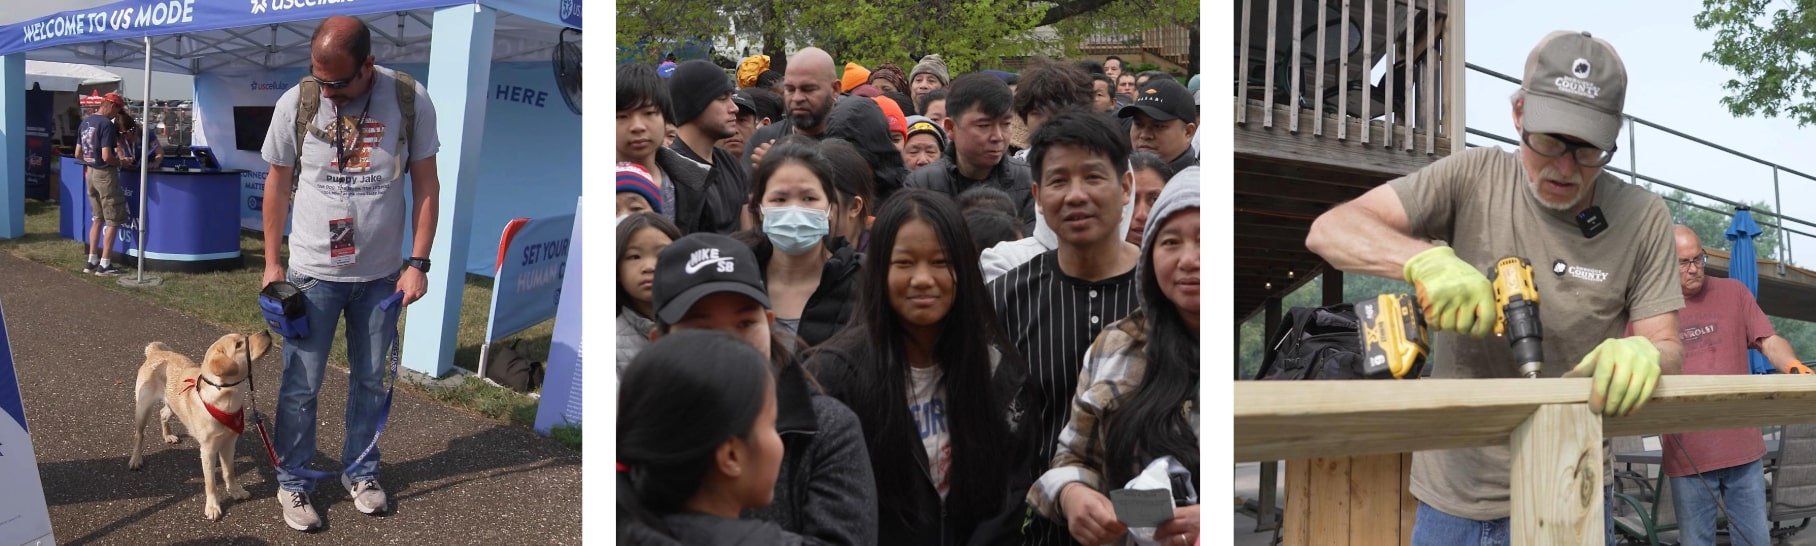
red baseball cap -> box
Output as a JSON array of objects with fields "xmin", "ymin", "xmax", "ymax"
[{"xmin": 101, "ymin": 92, "xmax": 125, "ymax": 105}]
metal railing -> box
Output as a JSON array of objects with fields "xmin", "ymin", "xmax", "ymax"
[
  {"xmin": 1467, "ymin": 63, "xmax": 1816, "ymax": 273},
  {"xmin": 1234, "ymin": 0, "xmax": 1457, "ymax": 155},
  {"xmin": 1079, "ymin": 25, "xmax": 1194, "ymax": 59}
]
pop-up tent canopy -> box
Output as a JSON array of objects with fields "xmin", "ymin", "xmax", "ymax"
[
  {"xmin": 0, "ymin": 0, "xmax": 583, "ymax": 378},
  {"xmin": 24, "ymin": 60, "xmax": 122, "ymax": 92}
]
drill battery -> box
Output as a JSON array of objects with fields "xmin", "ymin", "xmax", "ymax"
[{"xmin": 1357, "ymin": 293, "xmax": 1432, "ymax": 379}]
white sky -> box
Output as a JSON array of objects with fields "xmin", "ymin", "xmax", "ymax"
[{"xmin": 1463, "ymin": 1, "xmax": 1816, "ymax": 263}]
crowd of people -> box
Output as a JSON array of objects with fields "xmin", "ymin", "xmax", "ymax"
[{"xmin": 616, "ymin": 46, "xmax": 1201, "ymax": 546}]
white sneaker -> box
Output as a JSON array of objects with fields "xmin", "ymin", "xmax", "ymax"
[
  {"xmin": 342, "ymin": 474, "xmax": 388, "ymax": 515},
  {"xmin": 277, "ymin": 490, "xmax": 321, "ymax": 531}
]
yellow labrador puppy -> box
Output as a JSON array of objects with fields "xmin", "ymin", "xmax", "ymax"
[{"xmin": 129, "ymin": 331, "xmax": 272, "ymax": 520}]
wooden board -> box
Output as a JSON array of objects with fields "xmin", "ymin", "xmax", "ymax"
[
  {"xmin": 1308, "ymin": 456, "xmax": 1351, "ymax": 546},
  {"xmin": 1346, "ymin": 453, "xmax": 1401, "ymax": 545},
  {"xmin": 1235, "ymin": 376, "xmax": 1816, "ymax": 463},
  {"xmin": 1234, "ymin": 101, "xmax": 1450, "ymax": 178},
  {"xmin": 1400, "ymin": 453, "xmax": 1417, "ymax": 546},
  {"xmin": 1284, "ymin": 459, "xmax": 1312, "ymax": 546},
  {"xmin": 1510, "ymin": 404, "xmax": 1603, "ymax": 545}
]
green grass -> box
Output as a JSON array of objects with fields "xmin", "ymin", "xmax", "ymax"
[{"xmin": 2, "ymin": 200, "xmax": 578, "ymax": 451}]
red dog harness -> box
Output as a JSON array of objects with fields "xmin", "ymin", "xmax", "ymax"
[{"xmin": 179, "ymin": 377, "xmax": 246, "ymax": 434}]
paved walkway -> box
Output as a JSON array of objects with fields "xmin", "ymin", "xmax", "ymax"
[{"xmin": 0, "ymin": 251, "xmax": 581, "ymax": 545}]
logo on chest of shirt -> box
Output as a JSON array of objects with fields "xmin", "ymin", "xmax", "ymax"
[
  {"xmin": 328, "ymin": 116, "xmax": 386, "ymax": 173},
  {"xmin": 1551, "ymin": 259, "xmax": 1609, "ymax": 282}
]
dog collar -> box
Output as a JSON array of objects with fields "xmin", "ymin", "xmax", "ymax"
[{"xmin": 181, "ymin": 378, "xmax": 246, "ymax": 434}]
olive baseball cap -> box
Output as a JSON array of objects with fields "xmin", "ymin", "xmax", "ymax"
[{"xmin": 1519, "ymin": 30, "xmax": 1627, "ymax": 151}]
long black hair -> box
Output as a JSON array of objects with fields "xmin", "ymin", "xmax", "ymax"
[
  {"xmin": 617, "ymin": 212, "xmax": 682, "ymax": 317},
  {"xmin": 617, "ymin": 330, "xmax": 773, "ymax": 538},
  {"xmin": 1101, "ymin": 202, "xmax": 1200, "ymax": 488},
  {"xmin": 816, "ymin": 189, "xmax": 1022, "ymax": 533}
]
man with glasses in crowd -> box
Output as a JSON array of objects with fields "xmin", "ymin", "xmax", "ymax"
[
  {"xmin": 1655, "ymin": 224, "xmax": 1809, "ymax": 546},
  {"xmin": 259, "ymin": 14, "xmax": 441, "ymax": 533},
  {"xmin": 1305, "ymin": 30, "xmax": 1684, "ymax": 545}
]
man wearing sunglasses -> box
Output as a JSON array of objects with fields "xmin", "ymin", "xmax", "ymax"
[
  {"xmin": 257, "ymin": 15, "xmax": 441, "ymax": 532},
  {"xmin": 1306, "ymin": 31, "xmax": 1685, "ymax": 546}
]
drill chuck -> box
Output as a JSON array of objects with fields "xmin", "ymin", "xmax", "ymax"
[{"xmin": 1504, "ymin": 297, "xmax": 1544, "ymax": 378}]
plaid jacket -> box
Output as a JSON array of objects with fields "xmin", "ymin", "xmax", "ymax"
[{"xmin": 1028, "ymin": 309, "xmax": 1189, "ymax": 523}]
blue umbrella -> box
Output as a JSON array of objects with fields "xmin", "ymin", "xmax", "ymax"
[{"xmin": 1726, "ymin": 207, "xmax": 1775, "ymax": 374}]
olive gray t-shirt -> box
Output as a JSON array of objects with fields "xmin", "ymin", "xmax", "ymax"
[
  {"xmin": 261, "ymin": 65, "xmax": 439, "ymax": 282},
  {"xmin": 1391, "ymin": 146, "xmax": 1683, "ymax": 521}
]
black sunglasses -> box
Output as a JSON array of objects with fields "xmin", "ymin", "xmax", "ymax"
[
  {"xmin": 1521, "ymin": 130, "xmax": 1618, "ymax": 167},
  {"xmin": 312, "ymin": 66, "xmax": 365, "ymax": 89}
]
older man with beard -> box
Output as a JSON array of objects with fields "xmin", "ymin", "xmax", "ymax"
[
  {"xmin": 1306, "ymin": 30, "xmax": 1684, "ymax": 546},
  {"xmin": 743, "ymin": 47, "xmax": 840, "ymax": 169},
  {"xmin": 667, "ymin": 60, "xmax": 750, "ymax": 235}
]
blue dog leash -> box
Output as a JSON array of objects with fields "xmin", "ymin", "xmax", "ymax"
[{"xmin": 253, "ymin": 291, "xmax": 406, "ymax": 484}]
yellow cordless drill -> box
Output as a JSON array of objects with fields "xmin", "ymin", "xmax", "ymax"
[
  {"xmin": 1357, "ymin": 293, "xmax": 1431, "ymax": 379},
  {"xmin": 1490, "ymin": 257, "xmax": 1546, "ymax": 378}
]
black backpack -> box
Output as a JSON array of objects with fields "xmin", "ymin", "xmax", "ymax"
[{"xmin": 1254, "ymin": 303, "xmax": 1370, "ymax": 380}]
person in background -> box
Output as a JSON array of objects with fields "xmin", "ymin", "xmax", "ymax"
[
  {"xmin": 618, "ymin": 63, "xmax": 676, "ymax": 221},
  {"xmin": 902, "ymin": 115, "xmax": 946, "ymax": 172},
  {"xmin": 868, "ymin": 63, "xmax": 911, "ymax": 96},
  {"xmin": 989, "ymin": 110, "xmax": 1141, "ymax": 546},
  {"xmin": 743, "ymin": 141, "xmax": 863, "ymax": 347},
  {"xmin": 739, "ymin": 54, "xmax": 773, "ymax": 89},
  {"xmin": 746, "ymin": 47, "xmax": 842, "ymax": 168},
  {"xmin": 618, "ymin": 162, "xmax": 665, "ymax": 217},
  {"xmin": 841, "ymin": 63, "xmax": 872, "ymax": 95},
  {"xmin": 1103, "ymin": 56, "xmax": 1125, "ymax": 81},
  {"xmin": 1115, "ymin": 73, "xmax": 1136, "ymax": 100},
  {"xmin": 76, "ymin": 92, "xmax": 128, "ymax": 276},
  {"xmin": 957, "ymin": 185, "xmax": 1018, "ymax": 219},
  {"xmin": 668, "ymin": 60, "xmax": 752, "ymax": 236},
  {"xmin": 1090, "ymin": 74, "xmax": 1117, "ymax": 113},
  {"xmin": 964, "ymin": 208, "xmax": 1024, "ymax": 252},
  {"xmin": 652, "ymin": 232, "xmax": 878, "ymax": 545},
  {"xmin": 1125, "ymin": 152, "xmax": 1177, "ymax": 246},
  {"xmin": 807, "ymin": 190, "xmax": 1037, "ymax": 545},
  {"xmin": 1118, "ymin": 79, "xmax": 1199, "ymax": 175},
  {"xmin": 904, "ymin": 74, "xmax": 1035, "ymax": 226},
  {"xmin": 872, "ymin": 96, "xmax": 909, "ymax": 153},
  {"xmin": 1657, "ymin": 224, "xmax": 1811, "ymax": 546},
  {"xmin": 617, "ymin": 330, "xmax": 799, "ymax": 545},
  {"xmin": 824, "ymin": 96, "xmax": 911, "ymax": 206},
  {"xmin": 759, "ymin": 70, "xmax": 787, "ymax": 96},
  {"xmin": 917, "ymin": 89, "xmax": 949, "ymax": 126},
  {"xmin": 1033, "ymin": 168, "xmax": 1199, "ymax": 546},
  {"xmin": 1011, "ymin": 60, "xmax": 1096, "ymax": 161},
  {"xmin": 908, "ymin": 54, "xmax": 950, "ymax": 116},
  {"xmin": 819, "ymin": 139, "xmax": 877, "ymax": 252},
  {"xmin": 120, "ymin": 115, "xmax": 164, "ymax": 170},
  {"xmin": 616, "ymin": 211, "xmax": 682, "ymax": 376},
  {"xmin": 719, "ymin": 89, "xmax": 770, "ymax": 159}
]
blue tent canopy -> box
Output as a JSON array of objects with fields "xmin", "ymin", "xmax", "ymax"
[{"xmin": 1726, "ymin": 207, "xmax": 1776, "ymax": 374}]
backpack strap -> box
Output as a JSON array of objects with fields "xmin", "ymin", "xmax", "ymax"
[
  {"xmin": 291, "ymin": 76, "xmax": 321, "ymax": 200},
  {"xmin": 391, "ymin": 69, "xmax": 416, "ymax": 172}
]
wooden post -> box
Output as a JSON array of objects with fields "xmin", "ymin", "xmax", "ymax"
[{"xmin": 1510, "ymin": 403, "xmax": 1603, "ymax": 545}]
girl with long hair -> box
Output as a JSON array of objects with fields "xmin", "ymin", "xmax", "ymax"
[
  {"xmin": 617, "ymin": 330, "xmax": 799, "ymax": 545},
  {"xmin": 806, "ymin": 189, "xmax": 1038, "ymax": 545},
  {"xmin": 1030, "ymin": 169, "xmax": 1200, "ymax": 546}
]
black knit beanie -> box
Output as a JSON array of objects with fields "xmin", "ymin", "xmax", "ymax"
[{"xmin": 668, "ymin": 60, "xmax": 734, "ymax": 127}]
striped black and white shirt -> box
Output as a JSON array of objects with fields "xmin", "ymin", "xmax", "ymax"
[{"xmin": 987, "ymin": 250, "xmax": 1138, "ymax": 546}]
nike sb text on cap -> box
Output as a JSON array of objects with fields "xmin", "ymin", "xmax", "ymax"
[
  {"xmin": 653, "ymin": 233, "xmax": 772, "ymax": 324},
  {"xmin": 1520, "ymin": 30, "xmax": 1627, "ymax": 151}
]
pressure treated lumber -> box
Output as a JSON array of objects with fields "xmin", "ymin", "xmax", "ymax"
[
  {"xmin": 1510, "ymin": 404, "xmax": 1602, "ymax": 545},
  {"xmin": 1235, "ymin": 376, "xmax": 1816, "ymax": 463}
]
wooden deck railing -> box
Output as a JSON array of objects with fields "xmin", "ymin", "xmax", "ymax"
[
  {"xmin": 1235, "ymin": 376, "xmax": 1816, "ymax": 543},
  {"xmin": 1235, "ymin": 0, "xmax": 1462, "ymax": 155}
]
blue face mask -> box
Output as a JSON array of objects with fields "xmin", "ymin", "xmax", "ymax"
[{"xmin": 762, "ymin": 206, "xmax": 830, "ymax": 255}]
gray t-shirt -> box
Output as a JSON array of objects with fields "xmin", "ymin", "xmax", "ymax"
[
  {"xmin": 262, "ymin": 65, "xmax": 439, "ymax": 282},
  {"xmin": 1392, "ymin": 146, "xmax": 1683, "ymax": 521}
]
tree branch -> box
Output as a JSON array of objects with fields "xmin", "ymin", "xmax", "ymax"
[{"xmin": 1037, "ymin": 0, "xmax": 1117, "ymax": 27}]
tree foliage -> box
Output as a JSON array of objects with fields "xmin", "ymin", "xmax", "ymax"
[
  {"xmin": 1693, "ymin": 0, "xmax": 1816, "ymax": 127},
  {"xmin": 615, "ymin": 0, "xmax": 1198, "ymax": 74}
]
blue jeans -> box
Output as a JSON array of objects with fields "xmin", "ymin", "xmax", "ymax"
[
  {"xmin": 1412, "ymin": 486, "xmax": 1615, "ymax": 546},
  {"xmin": 274, "ymin": 269, "xmax": 400, "ymax": 492},
  {"xmin": 1669, "ymin": 458, "xmax": 1769, "ymax": 546}
]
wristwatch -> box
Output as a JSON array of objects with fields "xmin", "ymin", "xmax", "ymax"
[{"xmin": 407, "ymin": 257, "xmax": 431, "ymax": 273}]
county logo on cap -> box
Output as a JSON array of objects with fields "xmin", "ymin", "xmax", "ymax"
[{"xmin": 1519, "ymin": 30, "xmax": 1627, "ymax": 151}]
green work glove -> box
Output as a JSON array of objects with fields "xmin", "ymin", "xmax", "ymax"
[
  {"xmin": 1563, "ymin": 336, "xmax": 1662, "ymax": 417},
  {"xmin": 1402, "ymin": 246, "xmax": 1496, "ymax": 338}
]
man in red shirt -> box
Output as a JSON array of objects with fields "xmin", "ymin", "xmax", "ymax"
[{"xmin": 1662, "ymin": 224, "xmax": 1812, "ymax": 545}]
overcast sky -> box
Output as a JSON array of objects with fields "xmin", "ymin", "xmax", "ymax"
[{"xmin": 1463, "ymin": 1, "xmax": 1816, "ymax": 263}]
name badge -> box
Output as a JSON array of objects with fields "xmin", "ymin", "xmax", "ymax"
[{"xmin": 329, "ymin": 217, "xmax": 358, "ymax": 267}]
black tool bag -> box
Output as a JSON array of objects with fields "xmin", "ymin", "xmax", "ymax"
[
  {"xmin": 1254, "ymin": 303, "xmax": 1370, "ymax": 380},
  {"xmin": 485, "ymin": 340, "xmax": 546, "ymax": 393}
]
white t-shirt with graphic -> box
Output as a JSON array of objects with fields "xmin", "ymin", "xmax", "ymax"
[
  {"xmin": 261, "ymin": 65, "xmax": 440, "ymax": 283},
  {"xmin": 909, "ymin": 365, "xmax": 951, "ymax": 499}
]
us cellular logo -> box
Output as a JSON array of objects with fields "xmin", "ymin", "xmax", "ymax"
[{"xmin": 249, "ymin": 81, "xmax": 289, "ymax": 91}]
